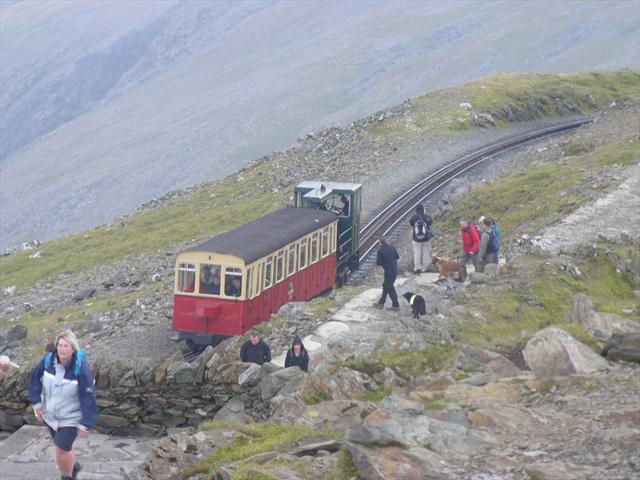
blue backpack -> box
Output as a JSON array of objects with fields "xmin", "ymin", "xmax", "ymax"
[{"xmin": 487, "ymin": 224, "xmax": 500, "ymax": 253}]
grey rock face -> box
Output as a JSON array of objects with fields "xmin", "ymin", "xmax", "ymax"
[
  {"xmin": 346, "ymin": 408, "xmax": 495, "ymax": 457},
  {"xmin": 603, "ymin": 332, "xmax": 640, "ymax": 363}
]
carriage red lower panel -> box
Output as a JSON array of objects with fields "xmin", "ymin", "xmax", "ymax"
[{"xmin": 173, "ymin": 254, "xmax": 336, "ymax": 337}]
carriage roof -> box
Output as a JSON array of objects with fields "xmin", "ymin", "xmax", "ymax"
[{"xmin": 184, "ymin": 208, "xmax": 337, "ymax": 264}]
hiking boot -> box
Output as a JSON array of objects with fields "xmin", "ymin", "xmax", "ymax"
[
  {"xmin": 72, "ymin": 462, "xmax": 82, "ymax": 480},
  {"xmin": 387, "ymin": 305, "xmax": 400, "ymax": 311},
  {"xmin": 372, "ymin": 302, "xmax": 384, "ymax": 309},
  {"xmin": 61, "ymin": 476, "xmax": 72, "ymax": 480}
]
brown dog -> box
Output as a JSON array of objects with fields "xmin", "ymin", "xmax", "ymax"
[{"xmin": 432, "ymin": 256, "xmax": 467, "ymax": 282}]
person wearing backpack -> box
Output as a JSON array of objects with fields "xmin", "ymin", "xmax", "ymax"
[
  {"xmin": 29, "ymin": 330, "xmax": 97, "ymax": 480},
  {"xmin": 478, "ymin": 218, "xmax": 497, "ymax": 272},
  {"xmin": 409, "ymin": 204, "xmax": 434, "ymax": 274},
  {"xmin": 488, "ymin": 217, "xmax": 501, "ymax": 264}
]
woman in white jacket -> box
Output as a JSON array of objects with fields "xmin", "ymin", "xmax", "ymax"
[{"xmin": 29, "ymin": 330, "xmax": 97, "ymax": 480}]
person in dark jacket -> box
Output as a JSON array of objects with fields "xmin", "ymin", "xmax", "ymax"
[
  {"xmin": 409, "ymin": 204, "xmax": 434, "ymax": 274},
  {"xmin": 373, "ymin": 236, "xmax": 400, "ymax": 311},
  {"xmin": 284, "ymin": 335, "xmax": 309, "ymax": 372},
  {"xmin": 29, "ymin": 330, "xmax": 97, "ymax": 480},
  {"xmin": 240, "ymin": 330, "xmax": 272, "ymax": 365}
]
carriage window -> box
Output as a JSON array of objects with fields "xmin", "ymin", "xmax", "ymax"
[
  {"xmin": 224, "ymin": 267, "xmax": 243, "ymax": 297},
  {"xmin": 178, "ymin": 263, "xmax": 196, "ymax": 292},
  {"xmin": 321, "ymin": 227, "xmax": 329, "ymax": 257},
  {"xmin": 311, "ymin": 232, "xmax": 319, "ymax": 263},
  {"xmin": 276, "ymin": 250, "xmax": 285, "ymax": 282},
  {"xmin": 299, "ymin": 239, "xmax": 307, "ymax": 270},
  {"xmin": 264, "ymin": 257, "xmax": 273, "ymax": 289},
  {"xmin": 287, "ymin": 244, "xmax": 296, "ymax": 276},
  {"xmin": 199, "ymin": 264, "xmax": 221, "ymax": 295}
]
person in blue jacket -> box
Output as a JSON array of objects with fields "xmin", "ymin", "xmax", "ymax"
[{"xmin": 29, "ymin": 330, "xmax": 97, "ymax": 480}]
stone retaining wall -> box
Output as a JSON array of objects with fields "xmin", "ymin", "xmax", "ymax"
[{"xmin": 0, "ymin": 342, "xmax": 269, "ymax": 435}]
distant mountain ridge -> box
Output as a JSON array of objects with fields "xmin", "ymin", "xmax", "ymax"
[{"xmin": 1, "ymin": 0, "xmax": 638, "ymax": 249}]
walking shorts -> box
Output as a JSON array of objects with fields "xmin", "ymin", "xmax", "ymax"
[{"xmin": 46, "ymin": 424, "xmax": 79, "ymax": 452}]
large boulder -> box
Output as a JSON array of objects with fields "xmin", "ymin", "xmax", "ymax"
[
  {"xmin": 346, "ymin": 443, "xmax": 452, "ymax": 480},
  {"xmin": 346, "ymin": 408, "xmax": 495, "ymax": 457},
  {"xmin": 522, "ymin": 327, "xmax": 608, "ymax": 378},
  {"xmin": 603, "ymin": 332, "xmax": 640, "ymax": 362},
  {"xmin": 312, "ymin": 367, "xmax": 377, "ymax": 400},
  {"xmin": 587, "ymin": 313, "xmax": 640, "ymax": 343},
  {"xmin": 259, "ymin": 367, "xmax": 306, "ymax": 402},
  {"xmin": 524, "ymin": 461, "xmax": 599, "ymax": 480},
  {"xmin": 213, "ymin": 397, "xmax": 252, "ymax": 424}
]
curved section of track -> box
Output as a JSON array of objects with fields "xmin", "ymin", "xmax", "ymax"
[{"xmin": 356, "ymin": 116, "xmax": 597, "ymax": 265}]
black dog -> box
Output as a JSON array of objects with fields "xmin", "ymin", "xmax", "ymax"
[{"xmin": 402, "ymin": 292, "xmax": 426, "ymax": 319}]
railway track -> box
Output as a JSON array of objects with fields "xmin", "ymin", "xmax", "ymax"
[
  {"xmin": 181, "ymin": 116, "xmax": 596, "ymax": 359},
  {"xmin": 349, "ymin": 116, "xmax": 597, "ymax": 283}
]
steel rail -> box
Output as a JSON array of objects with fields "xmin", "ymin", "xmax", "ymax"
[{"xmin": 357, "ymin": 116, "xmax": 597, "ymax": 262}]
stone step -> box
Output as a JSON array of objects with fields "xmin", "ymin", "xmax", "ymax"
[{"xmin": 0, "ymin": 425, "xmax": 151, "ymax": 480}]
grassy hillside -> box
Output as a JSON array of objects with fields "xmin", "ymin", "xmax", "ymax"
[{"xmin": 1, "ymin": 71, "xmax": 638, "ymax": 291}]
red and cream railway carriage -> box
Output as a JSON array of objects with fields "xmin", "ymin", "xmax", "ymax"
[{"xmin": 173, "ymin": 208, "xmax": 340, "ymax": 346}]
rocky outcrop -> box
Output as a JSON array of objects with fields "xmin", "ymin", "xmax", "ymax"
[
  {"xmin": 455, "ymin": 344, "xmax": 521, "ymax": 378},
  {"xmin": 346, "ymin": 407, "xmax": 495, "ymax": 457},
  {"xmin": 603, "ymin": 332, "xmax": 640, "ymax": 363},
  {"xmin": 522, "ymin": 327, "xmax": 608, "ymax": 378},
  {"xmin": 567, "ymin": 293, "xmax": 640, "ymax": 343}
]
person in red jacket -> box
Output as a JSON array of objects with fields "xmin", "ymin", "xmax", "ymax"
[{"xmin": 459, "ymin": 218, "xmax": 480, "ymax": 269}]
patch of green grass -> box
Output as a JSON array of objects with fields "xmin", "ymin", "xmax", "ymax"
[
  {"xmin": 186, "ymin": 422, "xmax": 342, "ymax": 478},
  {"xmin": 378, "ymin": 345, "xmax": 459, "ymax": 379},
  {"xmin": 340, "ymin": 345, "xmax": 458, "ymax": 380},
  {"xmin": 322, "ymin": 448, "xmax": 359, "ymax": 480},
  {"xmin": 306, "ymin": 297, "xmax": 338, "ymax": 319},
  {"xmin": 367, "ymin": 71, "xmax": 640, "ymax": 139},
  {"xmin": 1, "ymin": 166, "xmax": 287, "ymax": 290},
  {"xmin": 359, "ymin": 385, "xmax": 392, "ymax": 403},
  {"xmin": 458, "ymin": 241, "xmax": 638, "ymax": 353},
  {"xmin": 302, "ymin": 387, "xmax": 331, "ymax": 405},
  {"xmin": 439, "ymin": 138, "xmax": 640, "ymax": 242},
  {"xmin": 425, "ymin": 400, "xmax": 447, "ymax": 411},
  {"xmin": 339, "ymin": 358, "xmax": 385, "ymax": 377},
  {"xmin": 13, "ymin": 289, "xmax": 145, "ymax": 343}
]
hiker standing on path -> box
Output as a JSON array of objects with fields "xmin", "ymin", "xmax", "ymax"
[
  {"xmin": 459, "ymin": 218, "xmax": 480, "ymax": 270},
  {"xmin": 373, "ymin": 236, "xmax": 400, "ymax": 311},
  {"xmin": 477, "ymin": 217, "xmax": 494, "ymax": 273},
  {"xmin": 409, "ymin": 204, "xmax": 434, "ymax": 274},
  {"xmin": 29, "ymin": 330, "xmax": 97, "ymax": 480}
]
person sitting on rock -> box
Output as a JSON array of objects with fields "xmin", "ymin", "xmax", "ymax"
[
  {"xmin": 240, "ymin": 330, "xmax": 271, "ymax": 365},
  {"xmin": 284, "ymin": 335, "xmax": 309, "ymax": 372}
]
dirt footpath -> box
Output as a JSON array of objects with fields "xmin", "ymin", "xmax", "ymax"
[{"xmin": 538, "ymin": 163, "xmax": 640, "ymax": 255}]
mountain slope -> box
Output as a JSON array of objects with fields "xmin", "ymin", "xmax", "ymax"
[{"xmin": 1, "ymin": 0, "xmax": 639, "ymax": 249}]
